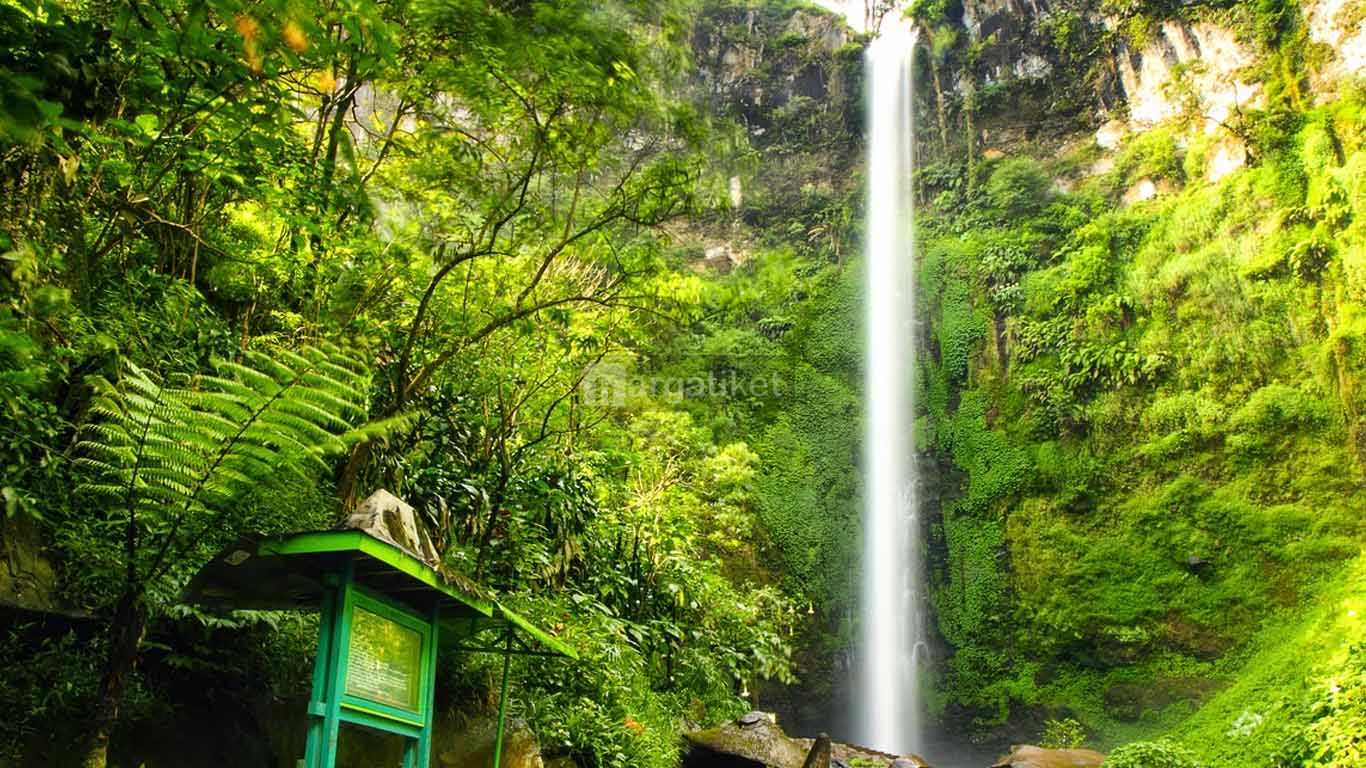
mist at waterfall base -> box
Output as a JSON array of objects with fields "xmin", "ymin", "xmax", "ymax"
[{"xmin": 857, "ymin": 21, "xmax": 926, "ymax": 758}]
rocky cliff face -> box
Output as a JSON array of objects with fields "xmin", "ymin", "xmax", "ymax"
[
  {"xmin": 718, "ymin": 0, "xmax": 1366, "ymax": 752},
  {"xmin": 685, "ymin": 0, "xmax": 1354, "ymax": 229},
  {"xmin": 934, "ymin": 0, "xmax": 1364, "ymax": 140},
  {"xmin": 1112, "ymin": 20, "xmax": 1262, "ymax": 129},
  {"xmin": 680, "ymin": 0, "xmax": 1366, "ymax": 753},
  {"xmin": 691, "ymin": 3, "xmax": 861, "ymax": 166},
  {"xmin": 680, "ymin": 2, "xmax": 865, "ymax": 272},
  {"xmin": 1306, "ymin": 0, "xmax": 1366, "ymax": 88},
  {"xmin": 683, "ymin": 1, "xmax": 869, "ymax": 742},
  {"xmin": 902, "ymin": 0, "xmax": 1366, "ymax": 752}
]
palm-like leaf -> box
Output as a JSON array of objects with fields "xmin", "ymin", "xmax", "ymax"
[{"xmin": 76, "ymin": 344, "xmax": 394, "ymax": 586}]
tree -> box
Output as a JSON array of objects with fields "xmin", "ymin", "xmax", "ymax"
[
  {"xmin": 329, "ymin": 0, "xmax": 708, "ymax": 505},
  {"xmin": 73, "ymin": 345, "xmax": 389, "ymax": 768},
  {"xmin": 0, "ymin": 1, "xmax": 803, "ymax": 764}
]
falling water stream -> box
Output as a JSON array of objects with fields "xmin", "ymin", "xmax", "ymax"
[{"xmin": 859, "ymin": 20, "xmax": 925, "ymax": 757}]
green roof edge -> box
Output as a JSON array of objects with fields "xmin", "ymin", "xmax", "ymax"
[
  {"xmin": 497, "ymin": 604, "xmax": 579, "ymax": 660},
  {"xmin": 258, "ymin": 530, "xmax": 576, "ymax": 659}
]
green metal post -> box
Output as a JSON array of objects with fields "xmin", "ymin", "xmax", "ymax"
[
  {"xmin": 491, "ymin": 630, "xmax": 513, "ymax": 768},
  {"xmin": 305, "ymin": 574, "xmax": 342, "ymax": 768},
  {"xmin": 416, "ymin": 604, "xmax": 440, "ymax": 768},
  {"xmin": 320, "ymin": 565, "xmax": 355, "ymax": 768}
]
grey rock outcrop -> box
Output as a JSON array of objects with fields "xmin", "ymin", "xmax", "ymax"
[
  {"xmin": 684, "ymin": 712, "xmax": 932, "ymax": 768},
  {"xmin": 344, "ymin": 488, "xmax": 440, "ymax": 565},
  {"xmin": 438, "ymin": 717, "xmax": 543, "ymax": 768},
  {"xmin": 800, "ymin": 733, "xmax": 832, "ymax": 768}
]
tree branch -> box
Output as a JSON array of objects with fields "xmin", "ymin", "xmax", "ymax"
[{"xmin": 406, "ymin": 279, "xmax": 626, "ymax": 399}]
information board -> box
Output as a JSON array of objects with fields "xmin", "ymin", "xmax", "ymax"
[{"xmin": 345, "ymin": 606, "xmax": 423, "ymax": 712}]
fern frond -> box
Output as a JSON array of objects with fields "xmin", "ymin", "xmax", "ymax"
[
  {"xmin": 289, "ymin": 386, "xmax": 367, "ymax": 422},
  {"xmin": 271, "ymin": 397, "xmax": 355, "ymax": 430},
  {"xmin": 78, "ymin": 483, "xmax": 131, "ymax": 501},
  {"xmin": 251, "ymin": 410, "xmax": 343, "ymax": 447},
  {"xmin": 216, "ymin": 359, "xmax": 286, "ymax": 397},
  {"xmin": 196, "ymin": 375, "xmax": 265, "ymax": 402},
  {"xmin": 342, "ymin": 413, "xmax": 418, "ymax": 445},
  {"xmin": 75, "ymin": 343, "xmax": 390, "ymax": 583}
]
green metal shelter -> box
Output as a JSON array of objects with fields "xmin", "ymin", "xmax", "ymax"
[{"xmin": 184, "ymin": 527, "xmax": 576, "ymax": 768}]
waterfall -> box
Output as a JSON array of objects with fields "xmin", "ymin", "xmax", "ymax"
[{"xmin": 859, "ymin": 20, "xmax": 924, "ymax": 756}]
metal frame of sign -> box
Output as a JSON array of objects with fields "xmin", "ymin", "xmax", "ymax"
[{"xmin": 303, "ymin": 565, "xmax": 440, "ymax": 768}]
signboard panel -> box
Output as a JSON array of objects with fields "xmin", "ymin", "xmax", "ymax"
[{"xmin": 345, "ymin": 605, "xmax": 423, "ymax": 712}]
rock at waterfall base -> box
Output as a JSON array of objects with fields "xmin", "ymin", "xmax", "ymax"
[{"xmin": 684, "ymin": 712, "xmax": 932, "ymax": 768}]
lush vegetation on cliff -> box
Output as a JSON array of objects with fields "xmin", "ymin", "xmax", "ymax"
[{"xmin": 909, "ymin": 0, "xmax": 1366, "ymax": 759}]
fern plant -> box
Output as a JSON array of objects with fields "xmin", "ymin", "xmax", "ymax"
[
  {"xmin": 76, "ymin": 344, "xmax": 389, "ymax": 585},
  {"xmin": 72, "ymin": 343, "xmax": 397, "ymax": 768}
]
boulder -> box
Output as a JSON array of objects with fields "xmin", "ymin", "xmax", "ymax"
[
  {"xmin": 345, "ymin": 489, "xmax": 440, "ymax": 565},
  {"xmin": 684, "ymin": 713, "xmax": 932, "ymax": 768},
  {"xmin": 991, "ymin": 745, "xmax": 1105, "ymax": 768},
  {"xmin": 1095, "ymin": 119, "xmax": 1126, "ymax": 150},
  {"xmin": 684, "ymin": 712, "xmax": 808, "ymax": 767},
  {"xmin": 344, "ymin": 489, "xmax": 494, "ymax": 602},
  {"xmin": 1121, "ymin": 177, "xmax": 1176, "ymax": 206},
  {"xmin": 738, "ymin": 711, "xmax": 773, "ymax": 727},
  {"xmin": 1206, "ymin": 138, "xmax": 1247, "ymax": 182},
  {"xmin": 437, "ymin": 717, "xmax": 543, "ymax": 768},
  {"xmin": 800, "ymin": 733, "xmax": 831, "ymax": 768}
]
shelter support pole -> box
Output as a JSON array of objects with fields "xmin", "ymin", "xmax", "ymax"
[
  {"xmin": 491, "ymin": 629, "xmax": 514, "ymax": 768},
  {"xmin": 303, "ymin": 580, "xmax": 336, "ymax": 767},
  {"xmin": 305, "ymin": 566, "xmax": 352, "ymax": 768},
  {"xmin": 416, "ymin": 603, "xmax": 440, "ymax": 768}
]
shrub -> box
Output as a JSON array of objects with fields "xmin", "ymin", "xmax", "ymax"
[
  {"xmin": 1142, "ymin": 391, "xmax": 1225, "ymax": 438},
  {"xmin": 985, "ymin": 157, "xmax": 1052, "ymax": 218},
  {"xmin": 1104, "ymin": 739, "xmax": 1204, "ymax": 768},
  {"xmin": 1114, "ymin": 128, "xmax": 1183, "ymax": 186},
  {"xmin": 1228, "ymin": 383, "xmax": 1329, "ymax": 434},
  {"xmin": 1278, "ymin": 643, "xmax": 1366, "ymax": 768},
  {"xmin": 1040, "ymin": 717, "xmax": 1087, "ymax": 748}
]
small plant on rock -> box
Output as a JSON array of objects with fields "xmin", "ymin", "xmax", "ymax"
[{"xmin": 1040, "ymin": 717, "xmax": 1087, "ymax": 749}]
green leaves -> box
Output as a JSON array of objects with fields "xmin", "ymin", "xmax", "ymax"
[
  {"xmin": 1104, "ymin": 739, "xmax": 1204, "ymax": 768},
  {"xmin": 74, "ymin": 343, "xmax": 388, "ymax": 583},
  {"xmin": 1040, "ymin": 717, "xmax": 1088, "ymax": 749},
  {"xmin": 1290, "ymin": 643, "xmax": 1366, "ymax": 768},
  {"xmin": 0, "ymin": 70, "xmax": 62, "ymax": 144}
]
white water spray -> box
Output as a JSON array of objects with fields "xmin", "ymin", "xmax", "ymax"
[{"xmin": 859, "ymin": 21, "xmax": 926, "ymax": 756}]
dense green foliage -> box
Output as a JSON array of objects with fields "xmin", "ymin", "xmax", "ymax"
[
  {"xmin": 1038, "ymin": 717, "xmax": 1087, "ymax": 749},
  {"xmin": 0, "ymin": 0, "xmax": 865, "ymax": 765},
  {"xmin": 1103, "ymin": 740, "xmax": 1204, "ymax": 768},
  {"xmin": 3, "ymin": 0, "xmax": 1364, "ymax": 764}
]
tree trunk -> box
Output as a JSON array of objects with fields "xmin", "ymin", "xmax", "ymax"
[
  {"xmin": 80, "ymin": 591, "xmax": 148, "ymax": 768},
  {"xmin": 475, "ymin": 468, "xmax": 512, "ymax": 581},
  {"xmin": 337, "ymin": 438, "xmax": 373, "ymax": 514},
  {"xmin": 929, "ymin": 55, "xmax": 950, "ymax": 153},
  {"xmin": 964, "ymin": 80, "xmax": 977, "ymax": 197}
]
